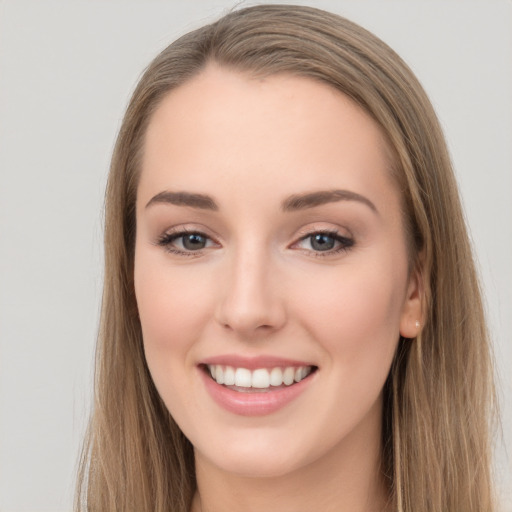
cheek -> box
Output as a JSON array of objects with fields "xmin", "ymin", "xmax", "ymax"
[
  {"xmin": 294, "ymin": 260, "xmax": 405, "ymax": 373},
  {"xmin": 134, "ymin": 255, "xmax": 215, "ymax": 420},
  {"xmin": 134, "ymin": 255, "xmax": 213, "ymax": 354},
  {"xmin": 288, "ymin": 263, "xmax": 405, "ymax": 441}
]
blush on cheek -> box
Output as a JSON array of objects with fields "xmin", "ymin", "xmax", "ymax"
[
  {"xmin": 298, "ymin": 269, "xmax": 402, "ymax": 355},
  {"xmin": 136, "ymin": 283, "xmax": 211, "ymax": 361}
]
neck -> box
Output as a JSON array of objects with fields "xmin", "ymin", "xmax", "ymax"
[{"xmin": 191, "ymin": 402, "xmax": 390, "ymax": 512}]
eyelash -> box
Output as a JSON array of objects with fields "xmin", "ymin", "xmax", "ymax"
[
  {"xmin": 294, "ymin": 229, "xmax": 354, "ymax": 257},
  {"xmin": 156, "ymin": 228, "xmax": 354, "ymax": 258},
  {"xmin": 156, "ymin": 228, "xmax": 216, "ymax": 258}
]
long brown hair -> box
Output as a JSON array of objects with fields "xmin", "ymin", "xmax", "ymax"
[{"xmin": 76, "ymin": 5, "xmax": 496, "ymax": 511}]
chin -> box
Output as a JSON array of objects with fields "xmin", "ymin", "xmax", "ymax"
[
  {"xmin": 203, "ymin": 452, "xmax": 303, "ymax": 479},
  {"xmin": 193, "ymin": 429, "xmax": 320, "ymax": 480}
]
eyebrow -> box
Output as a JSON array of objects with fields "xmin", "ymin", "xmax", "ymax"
[
  {"xmin": 145, "ymin": 191, "xmax": 219, "ymax": 210},
  {"xmin": 145, "ymin": 188, "xmax": 378, "ymax": 214},
  {"xmin": 281, "ymin": 189, "xmax": 378, "ymax": 214}
]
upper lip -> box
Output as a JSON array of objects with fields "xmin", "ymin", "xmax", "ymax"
[{"xmin": 200, "ymin": 354, "xmax": 316, "ymax": 370}]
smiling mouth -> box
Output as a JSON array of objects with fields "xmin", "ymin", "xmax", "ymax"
[{"xmin": 202, "ymin": 364, "xmax": 317, "ymax": 392}]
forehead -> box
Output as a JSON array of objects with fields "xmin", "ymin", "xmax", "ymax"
[{"xmin": 138, "ymin": 65, "xmax": 399, "ymax": 215}]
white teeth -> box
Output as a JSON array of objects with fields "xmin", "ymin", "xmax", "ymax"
[
  {"xmin": 283, "ymin": 367, "xmax": 295, "ymax": 386},
  {"xmin": 207, "ymin": 364, "xmax": 313, "ymax": 389},
  {"xmin": 269, "ymin": 367, "xmax": 283, "ymax": 386},
  {"xmin": 235, "ymin": 368, "xmax": 252, "ymax": 387},
  {"xmin": 215, "ymin": 365, "xmax": 224, "ymax": 385},
  {"xmin": 224, "ymin": 366, "xmax": 235, "ymax": 385},
  {"xmin": 252, "ymin": 368, "xmax": 270, "ymax": 388}
]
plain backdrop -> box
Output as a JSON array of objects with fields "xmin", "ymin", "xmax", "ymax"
[{"xmin": 0, "ymin": 1, "xmax": 510, "ymax": 510}]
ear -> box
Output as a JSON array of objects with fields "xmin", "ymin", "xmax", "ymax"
[{"xmin": 399, "ymin": 259, "xmax": 425, "ymax": 339}]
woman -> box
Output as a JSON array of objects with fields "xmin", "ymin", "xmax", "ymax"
[{"xmin": 76, "ymin": 5, "xmax": 496, "ymax": 511}]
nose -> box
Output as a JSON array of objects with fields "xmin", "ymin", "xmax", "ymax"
[{"xmin": 214, "ymin": 244, "xmax": 286, "ymax": 338}]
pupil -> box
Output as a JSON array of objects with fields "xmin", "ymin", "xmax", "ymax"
[
  {"xmin": 311, "ymin": 234, "xmax": 335, "ymax": 251},
  {"xmin": 183, "ymin": 233, "xmax": 206, "ymax": 250}
]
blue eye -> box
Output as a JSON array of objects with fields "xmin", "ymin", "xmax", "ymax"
[
  {"xmin": 297, "ymin": 231, "xmax": 354, "ymax": 255},
  {"xmin": 181, "ymin": 233, "xmax": 208, "ymax": 250},
  {"xmin": 310, "ymin": 233, "xmax": 336, "ymax": 251},
  {"xmin": 157, "ymin": 230, "xmax": 215, "ymax": 255}
]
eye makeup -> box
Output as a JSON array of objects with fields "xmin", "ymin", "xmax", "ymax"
[{"xmin": 155, "ymin": 226, "xmax": 355, "ymax": 259}]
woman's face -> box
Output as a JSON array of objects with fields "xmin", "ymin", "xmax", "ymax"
[{"xmin": 134, "ymin": 65, "xmax": 421, "ymax": 479}]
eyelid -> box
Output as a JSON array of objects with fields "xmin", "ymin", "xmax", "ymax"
[
  {"xmin": 290, "ymin": 227, "xmax": 355, "ymax": 257},
  {"xmin": 155, "ymin": 225, "xmax": 221, "ymax": 256},
  {"xmin": 158, "ymin": 223, "xmax": 220, "ymax": 241},
  {"xmin": 154, "ymin": 223, "xmax": 354, "ymax": 257}
]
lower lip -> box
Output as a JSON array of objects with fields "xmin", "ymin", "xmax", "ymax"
[{"xmin": 200, "ymin": 368, "xmax": 314, "ymax": 416}]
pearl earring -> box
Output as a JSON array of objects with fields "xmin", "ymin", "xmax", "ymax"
[{"xmin": 415, "ymin": 321, "xmax": 420, "ymax": 328}]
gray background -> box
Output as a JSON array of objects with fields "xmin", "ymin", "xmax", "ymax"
[{"xmin": 0, "ymin": 1, "xmax": 510, "ymax": 510}]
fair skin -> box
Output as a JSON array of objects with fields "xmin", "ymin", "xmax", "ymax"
[{"xmin": 134, "ymin": 65, "xmax": 422, "ymax": 512}]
